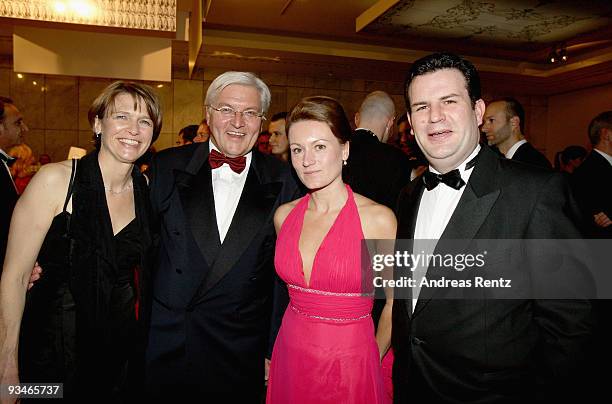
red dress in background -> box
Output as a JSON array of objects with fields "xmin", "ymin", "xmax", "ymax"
[{"xmin": 267, "ymin": 185, "xmax": 388, "ymax": 404}]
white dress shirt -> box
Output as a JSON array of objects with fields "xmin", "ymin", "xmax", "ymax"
[
  {"xmin": 505, "ymin": 139, "xmax": 527, "ymax": 159},
  {"xmin": 411, "ymin": 145, "xmax": 481, "ymax": 310},
  {"xmin": 0, "ymin": 149, "xmax": 17, "ymax": 191},
  {"xmin": 210, "ymin": 142, "xmax": 252, "ymax": 243},
  {"xmin": 593, "ymin": 148, "xmax": 612, "ymax": 166}
]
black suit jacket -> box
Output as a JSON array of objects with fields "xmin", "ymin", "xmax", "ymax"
[
  {"xmin": 343, "ymin": 129, "xmax": 413, "ymax": 209},
  {"xmin": 512, "ymin": 141, "xmax": 552, "ymax": 169},
  {"xmin": 392, "ymin": 145, "xmax": 592, "ymax": 403},
  {"xmin": 0, "ymin": 160, "xmax": 17, "ymax": 270},
  {"xmin": 571, "ymin": 150, "xmax": 612, "ymax": 238},
  {"xmin": 144, "ymin": 142, "xmax": 299, "ymax": 401}
]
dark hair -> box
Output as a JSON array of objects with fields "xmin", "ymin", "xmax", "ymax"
[
  {"xmin": 88, "ymin": 81, "xmax": 163, "ymax": 148},
  {"xmin": 286, "ymin": 96, "xmax": 351, "ymax": 144},
  {"xmin": 492, "ymin": 97, "xmax": 525, "ymax": 134},
  {"xmin": 404, "ymin": 52, "xmax": 481, "ymax": 111},
  {"xmin": 561, "ymin": 145, "xmax": 587, "ymax": 165},
  {"xmin": 0, "ymin": 96, "xmax": 15, "ymax": 123},
  {"xmin": 270, "ymin": 111, "xmax": 288, "ymax": 122},
  {"xmin": 179, "ymin": 125, "xmax": 199, "ymax": 143},
  {"xmin": 588, "ymin": 111, "xmax": 612, "ymax": 146}
]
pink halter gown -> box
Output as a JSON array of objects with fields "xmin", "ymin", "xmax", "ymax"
[{"xmin": 266, "ymin": 185, "xmax": 388, "ymax": 404}]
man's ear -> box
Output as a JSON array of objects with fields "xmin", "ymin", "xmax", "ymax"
[
  {"xmin": 474, "ymin": 99, "xmax": 486, "ymax": 126},
  {"xmin": 354, "ymin": 112, "xmax": 360, "ymax": 128},
  {"xmin": 406, "ymin": 112, "xmax": 414, "ymax": 136},
  {"xmin": 510, "ymin": 116, "xmax": 521, "ymax": 131}
]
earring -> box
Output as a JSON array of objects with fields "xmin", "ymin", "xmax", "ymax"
[
  {"xmin": 95, "ymin": 132, "xmax": 101, "ymax": 140},
  {"xmin": 343, "ymin": 159, "xmax": 347, "ymax": 166}
]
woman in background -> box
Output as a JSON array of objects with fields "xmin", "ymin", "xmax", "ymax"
[
  {"xmin": 267, "ymin": 96, "xmax": 395, "ymax": 404},
  {"xmin": 0, "ymin": 81, "xmax": 161, "ymax": 402},
  {"xmin": 8, "ymin": 143, "xmax": 37, "ymax": 194}
]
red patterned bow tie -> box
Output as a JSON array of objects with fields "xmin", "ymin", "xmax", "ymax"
[{"xmin": 209, "ymin": 149, "xmax": 247, "ymax": 173}]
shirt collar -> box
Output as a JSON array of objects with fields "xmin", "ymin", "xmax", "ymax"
[
  {"xmin": 593, "ymin": 148, "xmax": 612, "ymax": 166},
  {"xmin": 505, "ymin": 139, "xmax": 527, "ymax": 159}
]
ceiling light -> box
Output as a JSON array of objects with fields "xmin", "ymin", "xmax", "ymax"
[{"xmin": 17, "ymin": 73, "xmax": 23, "ymax": 79}]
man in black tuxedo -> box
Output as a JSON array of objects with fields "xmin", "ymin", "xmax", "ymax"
[
  {"xmin": 145, "ymin": 72, "xmax": 298, "ymax": 401},
  {"xmin": 482, "ymin": 97, "xmax": 551, "ymax": 169},
  {"xmin": 392, "ymin": 53, "xmax": 592, "ymax": 403},
  {"xmin": 571, "ymin": 111, "xmax": 612, "ymax": 238},
  {"xmin": 344, "ymin": 91, "xmax": 413, "ymax": 210},
  {"xmin": 0, "ymin": 96, "xmax": 28, "ymax": 269}
]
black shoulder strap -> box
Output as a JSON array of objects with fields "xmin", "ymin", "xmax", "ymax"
[{"xmin": 63, "ymin": 158, "xmax": 78, "ymax": 212}]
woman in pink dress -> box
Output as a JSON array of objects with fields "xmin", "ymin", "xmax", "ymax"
[{"xmin": 266, "ymin": 96, "xmax": 396, "ymax": 404}]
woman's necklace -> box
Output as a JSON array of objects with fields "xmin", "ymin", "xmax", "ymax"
[{"xmin": 104, "ymin": 181, "xmax": 133, "ymax": 195}]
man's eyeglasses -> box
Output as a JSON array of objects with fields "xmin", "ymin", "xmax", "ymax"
[{"xmin": 207, "ymin": 105, "xmax": 266, "ymax": 121}]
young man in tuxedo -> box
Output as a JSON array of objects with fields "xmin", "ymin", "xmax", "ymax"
[
  {"xmin": 0, "ymin": 96, "xmax": 28, "ymax": 270},
  {"xmin": 145, "ymin": 72, "xmax": 299, "ymax": 401},
  {"xmin": 392, "ymin": 53, "xmax": 592, "ymax": 403}
]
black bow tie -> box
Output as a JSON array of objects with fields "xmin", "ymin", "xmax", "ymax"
[
  {"xmin": 1, "ymin": 154, "xmax": 16, "ymax": 167},
  {"xmin": 423, "ymin": 169, "xmax": 465, "ymax": 190},
  {"xmin": 422, "ymin": 154, "xmax": 479, "ymax": 191}
]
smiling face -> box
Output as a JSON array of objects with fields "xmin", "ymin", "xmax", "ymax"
[
  {"xmin": 206, "ymin": 84, "xmax": 263, "ymax": 157},
  {"xmin": 95, "ymin": 92, "xmax": 154, "ymax": 164},
  {"xmin": 407, "ymin": 68, "xmax": 485, "ymax": 173},
  {"xmin": 288, "ymin": 120, "xmax": 348, "ymax": 191}
]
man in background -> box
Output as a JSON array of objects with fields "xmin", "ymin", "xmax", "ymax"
[
  {"xmin": 482, "ymin": 97, "xmax": 551, "ymax": 169},
  {"xmin": 0, "ymin": 96, "xmax": 28, "ymax": 269}
]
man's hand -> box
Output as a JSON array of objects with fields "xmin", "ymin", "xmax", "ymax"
[
  {"xmin": 265, "ymin": 358, "xmax": 270, "ymax": 383},
  {"xmin": 27, "ymin": 262, "xmax": 42, "ymax": 290},
  {"xmin": 594, "ymin": 212, "xmax": 611, "ymax": 228}
]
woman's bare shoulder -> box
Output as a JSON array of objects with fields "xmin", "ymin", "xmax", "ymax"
[{"xmin": 274, "ymin": 197, "xmax": 303, "ymax": 229}]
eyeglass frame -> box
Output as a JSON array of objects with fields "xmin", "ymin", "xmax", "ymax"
[{"xmin": 206, "ymin": 104, "xmax": 267, "ymax": 121}]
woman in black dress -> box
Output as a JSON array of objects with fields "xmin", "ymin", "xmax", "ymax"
[{"xmin": 0, "ymin": 81, "xmax": 161, "ymax": 402}]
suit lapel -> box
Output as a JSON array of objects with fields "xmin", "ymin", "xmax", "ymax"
[
  {"xmin": 199, "ymin": 152, "xmax": 282, "ymax": 294},
  {"xmin": 176, "ymin": 144, "xmax": 221, "ymax": 268},
  {"xmin": 413, "ymin": 146, "xmax": 501, "ymax": 317},
  {"xmin": 396, "ymin": 179, "xmax": 425, "ymax": 318}
]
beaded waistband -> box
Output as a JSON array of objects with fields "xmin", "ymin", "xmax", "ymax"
[{"xmin": 287, "ymin": 283, "xmax": 371, "ymax": 297}]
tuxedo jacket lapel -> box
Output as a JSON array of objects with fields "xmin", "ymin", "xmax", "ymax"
[
  {"xmin": 413, "ymin": 146, "xmax": 501, "ymax": 317},
  {"xmin": 176, "ymin": 145, "xmax": 221, "ymax": 268},
  {"xmin": 396, "ymin": 180, "xmax": 425, "ymax": 318},
  {"xmin": 199, "ymin": 152, "xmax": 282, "ymax": 295}
]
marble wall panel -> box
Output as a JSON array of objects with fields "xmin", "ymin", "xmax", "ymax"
[
  {"xmin": 203, "ymin": 68, "xmax": 228, "ymax": 81},
  {"xmin": 146, "ymin": 82, "xmax": 174, "ymax": 134},
  {"xmin": 24, "ymin": 129, "xmax": 45, "ymax": 160},
  {"xmin": 0, "ymin": 68, "xmax": 10, "ymax": 95},
  {"xmin": 313, "ymin": 77, "xmax": 340, "ymax": 90},
  {"xmin": 350, "ymin": 79, "xmax": 365, "ymax": 92},
  {"xmin": 45, "ymin": 129, "xmax": 78, "ymax": 162},
  {"xmin": 10, "ymin": 72, "xmax": 45, "ymax": 129},
  {"xmin": 78, "ymin": 78, "xmax": 112, "ymax": 130},
  {"xmin": 260, "ymin": 72, "xmax": 287, "ymax": 86},
  {"xmin": 173, "ymin": 79, "xmax": 203, "ymax": 136},
  {"xmin": 78, "ymin": 130, "xmax": 96, "ymax": 153},
  {"xmin": 153, "ymin": 132, "xmax": 174, "ymax": 151},
  {"xmin": 268, "ymin": 86, "xmax": 288, "ymax": 120},
  {"xmin": 45, "ymin": 76, "xmax": 78, "ymax": 130}
]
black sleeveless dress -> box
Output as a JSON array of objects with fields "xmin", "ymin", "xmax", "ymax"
[{"xmin": 19, "ymin": 159, "xmax": 145, "ymax": 402}]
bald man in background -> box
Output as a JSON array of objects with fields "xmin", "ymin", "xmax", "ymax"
[{"xmin": 343, "ymin": 90, "xmax": 413, "ymax": 210}]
